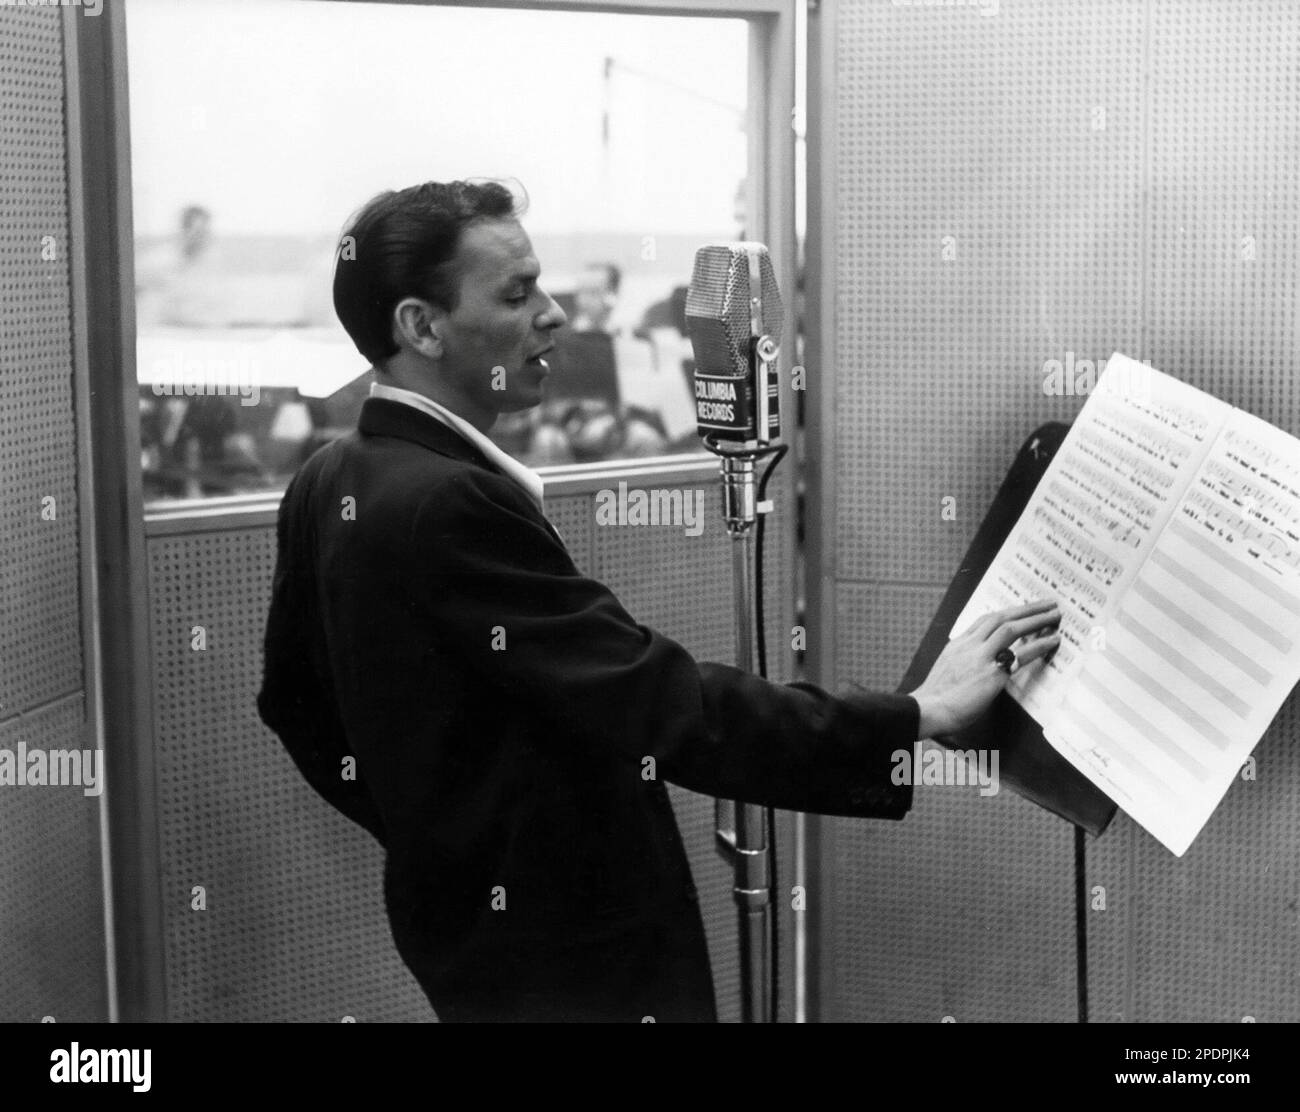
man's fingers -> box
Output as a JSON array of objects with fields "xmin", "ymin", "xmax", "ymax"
[
  {"xmin": 969, "ymin": 599, "xmax": 1057, "ymax": 641},
  {"xmin": 966, "ymin": 612, "xmax": 1003, "ymax": 640},
  {"xmin": 1009, "ymin": 630, "xmax": 1061, "ymax": 667},
  {"xmin": 989, "ymin": 609, "xmax": 1061, "ymax": 650}
]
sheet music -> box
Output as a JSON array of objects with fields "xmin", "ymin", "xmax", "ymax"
[
  {"xmin": 951, "ymin": 356, "xmax": 1230, "ymax": 726},
  {"xmin": 1047, "ymin": 406, "xmax": 1300, "ymax": 855}
]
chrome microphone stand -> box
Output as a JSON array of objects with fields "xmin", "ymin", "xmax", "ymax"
[{"xmin": 704, "ymin": 334, "xmax": 783, "ymax": 1024}]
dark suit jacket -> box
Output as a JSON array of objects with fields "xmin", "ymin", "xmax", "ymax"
[{"xmin": 258, "ymin": 396, "xmax": 918, "ymax": 1022}]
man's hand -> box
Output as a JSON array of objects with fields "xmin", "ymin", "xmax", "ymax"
[{"xmin": 908, "ymin": 599, "xmax": 1061, "ymax": 738}]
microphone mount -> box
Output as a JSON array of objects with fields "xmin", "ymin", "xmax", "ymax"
[{"xmin": 701, "ymin": 434, "xmax": 785, "ymax": 537}]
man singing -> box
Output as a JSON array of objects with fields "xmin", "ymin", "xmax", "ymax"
[{"xmin": 257, "ymin": 180, "xmax": 1059, "ymax": 1022}]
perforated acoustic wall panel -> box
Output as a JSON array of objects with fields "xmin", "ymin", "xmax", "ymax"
[
  {"xmin": 147, "ymin": 480, "xmax": 795, "ymax": 1023},
  {"xmin": 816, "ymin": 0, "xmax": 1147, "ymax": 1023},
  {"xmin": 833, "ymin": 0, "xmax": 1146, "ymax": 587},
  {"xmin": 545, "ymin": 492, "xmax": 596, "ymax": 573},
  {"xmin": 831, "ymin": 585, "xmax": 1077, "ymax": 1021},
  {"xmin": 0, "ymin": 696, "xmax": 103, "ymax": 1021},
  {"xmin": 0, "ymin": 7, "xmax": 106, "ymax": 1022},
  {"xmin": 148, "ymin": 528, "xmax": 430, "ymax": 1021},
  {"xmin": 1142, "ymin": 0, "xmax": 1300, "ymax": 420},
  {"xmin": 1084, "ymin": 0, "xmax": 1300, "ymax": 1022},
  {"xmin": 817, "ymin": 0, "xmax": 1300, "ymax": 1022},
  {"xmin": 0, "ymin": 11, "xmax": 83, "ymax": 715},
  {"xmin": 1087, "ymin": 711, "xmax": 1300, "ymax": 1021}
]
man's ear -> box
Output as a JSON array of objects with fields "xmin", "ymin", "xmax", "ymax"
[{"xmin": 392, "ymin": 298, "xmax": 444, "ymax": 360}]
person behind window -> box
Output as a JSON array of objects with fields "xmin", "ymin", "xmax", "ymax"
[
  {"xmin": 179, "ymin": 204, "xmax": 213, "ymax": 264},
  {"xmin": 635, "ymin": 284, "xmax": 697, "ymax": 449},
  {"xmin": 135, "ymin": 203, "xmax": 216, "ymax": 329},
  {"xmin": 570, "ymin": 261, "xmax": 621, "ymax": 333}
]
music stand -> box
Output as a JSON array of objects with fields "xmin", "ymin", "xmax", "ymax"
[{"xmin": 898, "ymin": 422, "xmax": 1118, "ymax": 836}]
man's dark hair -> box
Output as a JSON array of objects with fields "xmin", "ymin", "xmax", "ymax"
[{"xmin": 333, "ymin": 180, "xmax": 522, "ymax": 367}]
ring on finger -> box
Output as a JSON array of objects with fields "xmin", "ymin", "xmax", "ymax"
[{"xmin": 994, "ymin": 647, "xmax": 1017, "ymax": 674}]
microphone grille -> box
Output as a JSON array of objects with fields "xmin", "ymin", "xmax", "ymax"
[{"xmin": 686, "ymin": 244, "xmax": 784, "ymax": 378}]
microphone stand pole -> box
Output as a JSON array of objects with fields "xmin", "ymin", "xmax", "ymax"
[{"xmin": 707, "ymin": 394, "xmax": 779, "ymax": 1023}]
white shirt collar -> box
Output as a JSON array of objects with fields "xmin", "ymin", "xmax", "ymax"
[{"xmin": 368, "ymin": 381, "xmax": 545, "ymax": 514}]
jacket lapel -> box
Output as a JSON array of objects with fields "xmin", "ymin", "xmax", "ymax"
[
  {"xmin": 357, "ymin": 397, "xmax": 568, "ymax": 551},
  {"xmin": 359, "ymin": 397, "xmax": 499, "ymax": 471}
]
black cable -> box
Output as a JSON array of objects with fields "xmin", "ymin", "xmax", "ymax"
[
  {"xmin": 754, "ymin": 442, "xmax": 788, "ymax": 1023},
  {"xmin": 752, "ymin": 441, "xmax": 787, "ymax": 680}
]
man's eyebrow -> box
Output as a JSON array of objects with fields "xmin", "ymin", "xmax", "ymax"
[{"xmin": 501, "ymin": 268, "xmax": 541, "ymax": 289}]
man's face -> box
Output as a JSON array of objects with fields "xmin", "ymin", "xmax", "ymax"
[{"xmin": 434, "ymin": 219, "xmax": 566, "ymax": 416}]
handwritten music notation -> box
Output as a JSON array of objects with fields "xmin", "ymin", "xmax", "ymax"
[
  {"xmin": 1198, "ymin": 458, "xmax": 1300, "ymax": 546},
  {"xmin": 1180, "ymin": 488, "xmax": 1300, "ymax": 570},
  {"xmin": 1223, "ymin": 425, "xmax": 1300, "ymax": 487},
  {"xmin": 1043, "ymin": 470, "xmax": 1152, "ymax": 550},
  {"xmin": 1031, "ymin": 506, "xmax": 1125, "ymax": 587},
  {"xmin": 1074, "ymin": 425, "xmax": 1178, "ymax": 503},
  {"xmin": 1090, "ymin": 399, "xmax": 1199, "ymax": 471},
  {"xmin": 1109, "ymin": 392, "xmax": 1216, "ymax": 445}
]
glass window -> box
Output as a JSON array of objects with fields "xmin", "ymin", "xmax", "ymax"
[{"xmin": 125, "ymin": 0, "xmax": 751, "ymax": 502}]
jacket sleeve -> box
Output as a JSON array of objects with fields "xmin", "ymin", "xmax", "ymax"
[
  {"xmin": 258, "ymin": 472, "xmax": 389, "ymax": 846},
  {"xmin": 412, "ymin": 467, "xmax": 917, "ymax": 820}
]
